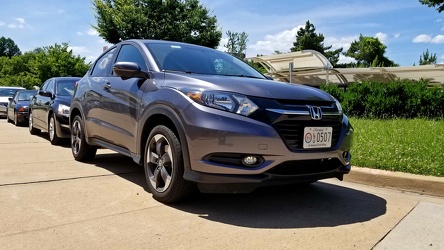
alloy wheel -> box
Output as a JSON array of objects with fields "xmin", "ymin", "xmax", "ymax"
[{"xmin": 146, "ymin": 134, "xmax": 173, "ymax": 193}]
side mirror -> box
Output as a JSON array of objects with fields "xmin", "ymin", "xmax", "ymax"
[
  {"xmin": 8, "ymin": 97, "xmax": 13, "ymax": 102},
  {"xmin": 113, "ymin": 62, "xmax": 149, "ymax": 80},
  {"xmin": 38, "ymin": 90, "xmax": 53, "ymax": 98}
]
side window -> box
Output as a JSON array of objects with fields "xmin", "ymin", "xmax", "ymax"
[
  {"xmin": 115, "ymin": 45, "xmax": 148, "ymax": 71},
  {"xmin": 46, "ymin": 79, "xmax": 55, "ymax": 93},
  {"xmin": 91, "ymin": 47, "xmax": 116, "ymax": 76},
  {"xmin": 41, "ymin": 80, "xmax": 50, "ymax": 92}
]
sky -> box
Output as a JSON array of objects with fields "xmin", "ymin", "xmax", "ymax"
[{"xmin": 1, "ymin": 0, "xmax": 444, "ymax": 66}]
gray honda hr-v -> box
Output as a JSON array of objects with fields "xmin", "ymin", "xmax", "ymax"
[{"xmin": 70, "ymin": 39, "xmax": 353, "ymax": 203}]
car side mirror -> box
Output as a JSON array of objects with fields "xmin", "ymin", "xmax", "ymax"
[
  {"xmin": 8, "ymin": 97, "xmax": 13, "ymax": 102},
  {"xmin": 38, "ymin": 90, "xmax": 53, "ymax": 98},
  {"xmin": 113, "ymin": 62, "xmax": 149, "ymax": 80}
]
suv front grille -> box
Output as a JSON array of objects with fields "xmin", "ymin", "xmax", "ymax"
[{"xmin": 273, "ymin": 120, "xmax": 342, "ymax": 150}]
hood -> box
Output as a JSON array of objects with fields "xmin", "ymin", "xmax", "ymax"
[
  {"xmin": 55, "ymin": 95, "xmax": 73, "ymax": 105},
  {"xmin": 162, "ymin": 73, "xmax": 334, "ymax": 102}
]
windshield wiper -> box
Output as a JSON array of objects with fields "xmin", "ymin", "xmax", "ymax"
[
  {"xmin": 221, "ymin": 74, "xmax": 264, "ymax": 79},
  {"xmin": 163, "ymin": 69, "xmax": 195, "ymax": 74}
]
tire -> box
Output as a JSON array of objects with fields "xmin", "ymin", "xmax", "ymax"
[
  {"xmin": 7, "ymin": 113, "xmax": 13, "ymax": 123},
  {"xmin": 49, "ymin": 114, "xmax": 62, "ymax": 145},
  {"xmin": 29, "ymin": 112, "xmax": 41, "ymax": 135},
  {"xmin": 144, "ymin": 125, "xmax": 195, "ymax": 203},
  {"xmin": 71, "ymin": 115, "xmax": 96, "ymax": 162}
]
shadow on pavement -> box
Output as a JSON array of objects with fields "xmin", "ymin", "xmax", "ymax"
[{"xmin": 92, "ymin": 153, "xmax": 387, "ymax": 229}]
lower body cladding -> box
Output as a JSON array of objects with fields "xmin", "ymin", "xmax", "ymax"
[{"xmin": 180, "ymin": 104, "xmax": 353, "ymax": 193}]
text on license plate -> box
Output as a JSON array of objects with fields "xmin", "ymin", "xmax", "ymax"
[{"xmin": 303, "ymin": 127, "xmax": 333, "ymax": 149}]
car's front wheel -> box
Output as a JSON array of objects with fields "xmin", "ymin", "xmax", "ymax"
[
  {"xmin": 71, "ymin": 115, "xmax": 97, "ymax": 162},
  {"xmin": 29, "ymin": 112, "xmax": 40, "ymax": 135},
  {"xmin": 144, "ymin": 125, "xmax": 195, "ymax": 203},
  {"xmin": 49, "ymin": 114, "xmax": 62, "ymax": 145}
]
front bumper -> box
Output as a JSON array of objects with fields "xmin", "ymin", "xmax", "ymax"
[
  {"xmin": 180, "ymin": 102, "xmax": 353, "ymax": 188},
  {"xmin": 55, "ymin": 113, "xmax": 71, "ymax": 138}
]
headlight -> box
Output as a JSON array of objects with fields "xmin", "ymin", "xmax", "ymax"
[
  {"xmin": 57, "ymin": 104, "xmax": 70, "ymax": 117},
  {"xmin": 186, "ymin": 91, "xmax": 258, "ymax": 116},
  {"xmin": 333, "ymin": 97, "xmax": 343, "ymax": 115}
]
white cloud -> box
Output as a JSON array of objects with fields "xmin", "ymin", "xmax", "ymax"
[
  {"xmin": 413, "ymin": 34, "xmax": 444, "ymax": 43},
  {"xmin": 394, "ymin": 33, "xmax": 400, "ymax": 38},
  {"xmin": 249, "ymin": 26, "xmax": 302, "ymax": 55},
  {"xmin": 14, "ymin": 18, "xmax": 25, "ymax": 24},
  {"xmin": 69, "ymin": 46, "xmax": 90, "ymax": 55},
  {"xmin": 375, "ymin": 32, "xmax": 388, "ymax": 44},
  {"xmin": 325, "ymin": 36, "xmax": 358, "ymax": 51},
  {"xmin": 217, "ymin": 37, "xmax": 229, "ymax": 52},
  {"xmin": 0, "ymin": 22, "xmax": 5, "ymax": 26},
  {"xmin": 431, "ymin": 35, "xmax": 444, "ymax": 43},
  {"xmin": 77, "ymin": 31, "xmax": 83, "ymax": 35},
  {"xmin": 87, "ymin": 28, "xmax": 99, "ymax": 36},
  {"xmin": 413, "ymin": 34, "xmax": 432, "ymax": 43},
  {"xmin": 338, "ymin": 54, "xmax": 356, "ymax": 64}
]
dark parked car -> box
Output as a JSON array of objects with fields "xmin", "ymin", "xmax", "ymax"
[
  {"xmin": 29, "ymin": 77, "xmax": 80, "ymax": 145},
  {"xmin": 7, "ymin": 90, "xmax": 37, "ymax": 126},
  {"xmin": 70, "ymin": 39, "xmax": 353, "ymax": 203}
]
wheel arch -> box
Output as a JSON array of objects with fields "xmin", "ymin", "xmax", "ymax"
[{"xmin": 138, "ymin": 105, "xmax": 191, "ymax": 172}]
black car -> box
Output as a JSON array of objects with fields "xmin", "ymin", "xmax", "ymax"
[
  {"xmin": 7, "ymin": 90, "xmax": 37, "ymax": 126},
  {"xmin": 29, "ymin": 77, "xmax": 80, "ymax": 145},
  {"xmin": 70, "ymin": 39, "xmax": 353, "ymax": 203}
]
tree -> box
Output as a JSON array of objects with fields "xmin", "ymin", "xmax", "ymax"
[
  {"xmin": 344, "ymin": 34, "xmax": 396, "ymax": 67},
  {"xmin": 224, "ymin": 31, "xmax": 248, "ymax": 59},
  {"xmin": 27, "ymin": 43, "xmax": 90, "ymax": 84},
  {"xmin": 0, "ymin": 36, "xmax": 21, "ymax": 58},
  {"xmin": 93, "ymin": 0, "xmax": 222, "ymax": 48},
  {"xmin": 290, "ymin": 20, "xmax": 343, "ymax": 66},
  {"xmin": 419, "ymin": 49, "xmax": 437, "ymax": 65},
  {"xmin": 420, "ymin": 0, "xmax": 444, "ymax": 12}
]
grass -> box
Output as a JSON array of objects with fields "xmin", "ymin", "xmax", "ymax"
[{"xmin": 349, "ymin": 118, "xmax": 444, "ymax": 177}]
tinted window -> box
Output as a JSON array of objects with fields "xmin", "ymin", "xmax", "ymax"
[
  {"xmin": 17, "ymin": 91, "xmax": 36, "ymax": 101},
  {"xmin": 91, "ymin": 47, "xmax": 116, "ymax": 76},
  {"xmin": 46, "ymin": 79, "xmax": 55, "ymax": 93},
  {"xmin": 56, "ymin": 79, "xmax": 77, "ymax": 96},
  {"xmin": 0, "ymin": 88, "xmax": 21, "ymax": 97},
  {"xmin": 115, "ymin": 45, "xmax": 147, "ymax": 71}
]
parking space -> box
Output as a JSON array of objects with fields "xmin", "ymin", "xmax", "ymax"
[{"xmin": 1, "ymin": 119, "xmax": 443, "ymax": 249}]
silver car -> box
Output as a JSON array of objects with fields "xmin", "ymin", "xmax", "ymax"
[
  {"xmin": 70, "ymin": 39, "xmax": 353, "ymax": 203},
  {"xmin": 0, "ymin": 86, "xmax": 26, "ymax": 117}
]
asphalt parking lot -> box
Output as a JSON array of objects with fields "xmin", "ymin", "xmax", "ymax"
[{"xmin": 0, "ymin": 119, "xmax": 443, "ymax": 249}]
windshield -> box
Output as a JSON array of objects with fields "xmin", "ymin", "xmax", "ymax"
[
  {"xmin": 145, "ymin": 42, "xmax": 265, "ymax": 79},
  {"xmin": 56, "ymin": 80, "xmax": 76, "ymax": 96},
  {"xmin": 17, "ymin": 91, "xmax": 36, "ymax": 101},
  {"xmin": 0, "ymin": 88, "xmax": 22, "ymax": 97}
]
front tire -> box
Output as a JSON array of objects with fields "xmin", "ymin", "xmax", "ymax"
[
  {"xmin": 29, "ymin": 112, "xmax": 41, "ymax": 135},
  {"xmin": 71, "ymin": 115, "xmax": 97, "ymax": 162},
  {"xmin": 144, "ymin": 125, "xmax": 195, "ymax": 203},
  {"xmin": 49, "ymin": 114, "xmax": 62, "ymax": 145}
]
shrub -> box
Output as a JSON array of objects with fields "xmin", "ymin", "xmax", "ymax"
[{"xmin": 320, "ymin": 79, "xmax": 444, "ymax": 119}]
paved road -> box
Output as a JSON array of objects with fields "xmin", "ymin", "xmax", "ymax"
[{"xmin": 0, "ymin": 119, "xmax": 443, "ymax": 250}]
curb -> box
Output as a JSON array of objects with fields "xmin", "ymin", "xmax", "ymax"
[{"xmin": 343, "ymin": 167, "xmax": 444, "ymax": 198}]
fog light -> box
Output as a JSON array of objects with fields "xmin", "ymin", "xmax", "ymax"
[{"xmin": 242, "ymin": 156, "xmax": 258, "ymax": 165}]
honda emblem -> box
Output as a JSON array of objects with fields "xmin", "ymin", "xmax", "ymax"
[{"xmin": 308, "ymin": 106, "xmax": 322, "ymax": 120}]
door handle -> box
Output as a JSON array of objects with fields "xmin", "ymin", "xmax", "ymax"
[{"xmin": 103, "ymin": 82, "xmax": 111, "ymax": 91}]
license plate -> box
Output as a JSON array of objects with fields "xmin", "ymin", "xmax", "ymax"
[{"xmin": 303, "ymin": 127, "xmax": 333, "ymax": 149}]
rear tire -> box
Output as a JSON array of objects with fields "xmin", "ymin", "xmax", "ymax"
[
  {"xmin": 71, "ymin": 115, "xmax": 96, "ymax": 162},
  {"xmin": 49, "ymin": 114, "xmax": 62, "ymax": 145},
  {"xmin": 29, "ymin": 112, "xmax": 41, "ymax": 135},
  {"xmin": 144, "ymin": 125, "xmax": 195, "ymax": 203}
]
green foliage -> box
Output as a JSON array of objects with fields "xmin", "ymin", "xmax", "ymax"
[
  {"xmin": 419, "ymin": 49, "xmax": 437, "ymax": 65},
  {"xmin": 344, "ymin": 34, "xmax": 396, "ymax": 67},
  {"xmin": 0, "ymin": 36, "xmax": 21, "ymax": 58},
  {"xmin": 350, "ymin": 118, "xmax": 444, "ymax": 177},
  {"xmin": 320, "ymin": 79, "xmax": 444, "ymax": 119},
  {"xmin": 420, "ymin": 0, "xmax": 444, "ymax": 12},
  {"xmin": 224, "ymin": 31, "xmax": 248, "ymax": 59},
  {"xmin": 0, "ymin": 43, "xmax": 89, "ymax": 89},
  {"xmin": 93, "ymin": 0, "xmax": 222, "ymax": 48},
  {"xmin": 290, "ymin": 20, "xmax": 343, "ymax": 66}
]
